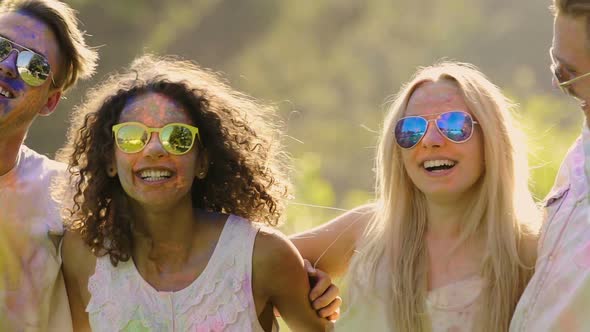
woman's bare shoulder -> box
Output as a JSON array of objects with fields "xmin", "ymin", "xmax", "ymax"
[{"xmin": 289, "ymin": 203, "xmax": 378, "ymax": 277}]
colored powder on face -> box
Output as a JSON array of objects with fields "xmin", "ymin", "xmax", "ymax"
[
  {"xmin": 1, "ymin": 78, "xmax": 26, "ymax": 93},
  {"xmin": 12, "ymin": 25, "xmax": 37, "ymax": 41},
  {"xmin": 14, "ymin": 11, "xmax": 47, "ymax": 42},
  {"xmin": 0, "ymin": 77, "xmax": 26, "ymax": 116},
  {"xmin": 0, "ymin": 98, "xmax": 10, "ymax": 116}
]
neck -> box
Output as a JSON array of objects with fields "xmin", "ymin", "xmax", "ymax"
[
  {"xmin": 425, "ymin": 197, "xmax": 471, "ymax": 238},
  {"xmin": 0, "ymin": 130, "xmax": 27, "ymax": 176},
  {"xmin": 130, "ymin": 197, "xmax": 200, "ymax": 269}
]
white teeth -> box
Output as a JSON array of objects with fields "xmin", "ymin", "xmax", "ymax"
[
  {"xmin": 423, "ymin": 159, "xmax": 456, "ymax": 169},
  {"xmin": 0, "ymin": 87, "xmax": 13, "ymax": 98},
  {"xmin": 139, "ymin": 169, "xmax": 172, "ymax": 181}
]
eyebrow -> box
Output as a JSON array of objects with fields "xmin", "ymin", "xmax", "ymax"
[
  {"xmin": 552, "ymin": 50, "xmax": 579, "ymax": 72},
  {"xmin": 0, "ymin": 33, "xmax": 46, "ymax": 57}
]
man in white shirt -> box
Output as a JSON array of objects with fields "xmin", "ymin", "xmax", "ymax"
[
  {"xmin": 0, "ymin": 0, "xmax": 98, "ymax": 330},
  {"xmin": 510, "ymin": 0, "xmax": 590, "ymax": 331}
]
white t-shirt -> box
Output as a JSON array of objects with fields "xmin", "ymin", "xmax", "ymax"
[{"xmin": 0, "ymin": 146, "xmax": 72, "ymax": 331}]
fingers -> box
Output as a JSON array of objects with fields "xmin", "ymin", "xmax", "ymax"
[
  {"xmin": 317, "ymin": 296, "xmax": 342, "ymax": 319},
  {"xmin": 304, "ymin": 259, "xmax": 317, "ymax": 276},
  {"xmin": 312, "ymin": 283, "xmax": 340, "ymax": 310},
  {"xmin": 327, "ymin": 309, "xmax": 340, "ymax": 322},
  {"xmin": 306, "ymin": 263, "xmax": 342, "ymax": 320},
  {"xmin": 309, "ymin": 268, "xmax": 331, "ymax": 301}
]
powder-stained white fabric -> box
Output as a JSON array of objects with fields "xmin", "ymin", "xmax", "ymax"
[
  {"xmin": 510, "ymin": 128, "xmax": 590, "ymax": 332},
  {"xmin": 0, "ymin": 146, "xmax": 71, "ymax": 331},
  {"xmin": 87, "ymin": 215, "xmax": 276, "ymax": 332}
]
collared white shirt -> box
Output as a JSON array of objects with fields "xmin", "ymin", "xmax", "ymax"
[{"xmin": 510, "ymin": 127, "xmax": 590, "ymax": 331}]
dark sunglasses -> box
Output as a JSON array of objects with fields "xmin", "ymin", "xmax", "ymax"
[
  {"xmin": 0, "ymin": 36, "xmax": 53, "ymax": 87},
  {"xmin": 549, "ymin": 47, "xmax": 590, "ymax": 97},
  {"xmin": 394, "ymin": 111, "xmax": 478, "ymax": 149},
  {"xmin": 112, "ymin": 122, "xmax": 201, "ymax": 155}
]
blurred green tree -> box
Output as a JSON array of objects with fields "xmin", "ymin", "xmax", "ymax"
[{"xmin": 24, "ymin": 0, "xmax": 580, "ymax": 236}]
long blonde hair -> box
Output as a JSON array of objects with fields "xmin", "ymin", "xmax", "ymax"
[{"xmin": 347, "ymin": 62, "xmax": 540, "ymax": 331}]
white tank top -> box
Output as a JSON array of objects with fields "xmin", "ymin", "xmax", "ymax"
[{"xmin": 86, "ymin": 215, "xmax": 275, "ymax": 331}]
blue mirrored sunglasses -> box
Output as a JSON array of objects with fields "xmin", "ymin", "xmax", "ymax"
[{"xmin": 394, "ymin": 111, "xmax": 478, "ymax": 149}]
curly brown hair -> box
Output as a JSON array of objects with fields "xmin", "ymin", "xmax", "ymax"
[{"xmin": 55, "ymin": 54, "xmax": 291, "ymax": 265}]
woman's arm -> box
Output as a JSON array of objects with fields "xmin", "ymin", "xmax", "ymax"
[
  {"xmin": 289, "ymin": 203, "xmax": 375, "ymax": 278},
  {"xmin": 62, "ymin": 231, "xmax": 96, "ymax": 332},
  {"xmin": 253, "ymin": 229, "xmax": 333, "ymax": 331}
]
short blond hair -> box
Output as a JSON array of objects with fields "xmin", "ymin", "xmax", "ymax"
[
  {"xmin": 552, "ymin": 0, "xmax": 590, "ymax": 48},
  {"xmin": 552, "ymin": 0, "xmax": 590, "ymax": 16},
  {"xmin": 0, "ymin": 0, "xmax": 98, "ymax": 91}
]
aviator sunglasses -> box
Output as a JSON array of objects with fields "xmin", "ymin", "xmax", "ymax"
[
  {"xmin": 394, "ymin": 111, "xmax": 478, "ymax": 149},
  {"xmin": 549, "ymin": 47, "xmax": 590, "ymax": 97},
  {"xmin": 0, "ymin": 36, "xmax": 53, "ymax": 87},
  {"xmin": 112, "ymin": 122, "xmax": 201, "ymax": 155}
]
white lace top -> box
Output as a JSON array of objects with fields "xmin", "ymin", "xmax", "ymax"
[{"xmin": 86, "ymin": 215, "xmax": 273, "ymax": 332}]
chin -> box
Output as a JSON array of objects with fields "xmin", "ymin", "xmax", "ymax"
[{"xmin": 422, "ymin": 186, "xmax": 473, "ymax": 201}]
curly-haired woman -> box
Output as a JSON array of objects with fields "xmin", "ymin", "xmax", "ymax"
[{"xmin": 57, "ymin": 54, "xmax": 332, "ymax": 331}]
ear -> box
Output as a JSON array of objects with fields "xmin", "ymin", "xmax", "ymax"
[
  {"xmin": 106, "ymin": 158, "xmax": 117, "ymax": 177},
  {"xmin": 195, "ymin": 149, "xmax": 209, "ymax": 179},
  {"xmin": 38, "ymin": 90, "xmax": 62, "ymax": 117}
]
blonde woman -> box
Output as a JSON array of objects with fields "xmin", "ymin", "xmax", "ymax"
[{"xmin": 292, "ymin": 62, "xmax": 541, "ymax": 331}]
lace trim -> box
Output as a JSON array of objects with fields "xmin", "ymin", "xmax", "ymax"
[
  {"xmin": 183, "ymin": 217, "xmax": 255, "ymax": 328},
  {"xmin": 87, "ymin": 258, "xmax": 168, "ymax": 330}
]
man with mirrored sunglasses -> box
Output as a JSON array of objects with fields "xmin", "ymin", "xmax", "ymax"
[
  {"xmin": 0, "ymin": 0, "xmax": 97, "ymax": 330},
  {"xmin": 510, "ymin": 1, "xmax": 590, "ymax": 331}
]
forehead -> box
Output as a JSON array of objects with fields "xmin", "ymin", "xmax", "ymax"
[
  {"xmin": 119, "ymin": 92, "xmax": 192, "ymax": 125},
  {"xmin": 405, "ymin": 80, "xmax": 471, "ymax": 117},
  {"xmin": 0, "ymin": 11, "xmax": 60, "ymax": 67},
  {"xmin": 552, "ymin": 14, "xmax": 590, "ymax": 69}
]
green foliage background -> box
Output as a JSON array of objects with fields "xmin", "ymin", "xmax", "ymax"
[
  {"xmin": 19, "ymin": 0, "xmax": 585, "ymax": 329},
  {"xmin": 28, "ymin": 0, "xmax": 583, "ymax": 231},
  {"xmin": 27, "ymin": 0, "xmax": 582, "ymax": 228}
]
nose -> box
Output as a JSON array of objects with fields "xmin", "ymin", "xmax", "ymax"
[
  {"xmin": 143, "ymin": 132, "xmax": 167, "ymax": 158},
  {"xmin": 551, "ymin": 75, "xmax": 559, "ymax": 89},
  {"xmin": 421, "ymin": 121, "xmax": 445, "ymax": 148},
  {"xmin": 0, "ymin": 51, "xmax": 18, "ymax": 79}
]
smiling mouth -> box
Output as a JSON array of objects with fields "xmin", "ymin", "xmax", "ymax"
[
  {"xmin": 137, "ymin": 169, "xmax": 173, "ymax": 182},
  {"xmin": 423, "ymin": 159, "xmax": 457, "ymax": 172},
  {"xmin": 0, "ymin": 86, "xmax": 14, "ymax": 98}
]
